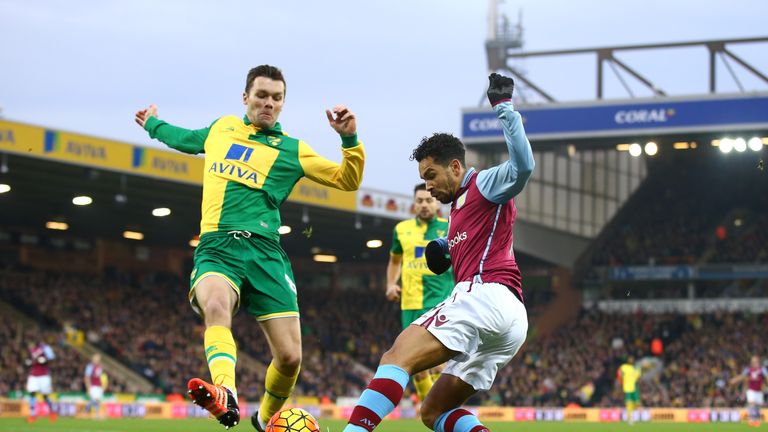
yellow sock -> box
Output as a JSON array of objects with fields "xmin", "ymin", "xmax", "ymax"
[
  {"xmin": 626, "ymin": 401, "xmax": 635, "ymax": 421},
  {"xmin": 259, "ymin": 362, "xmax": 299, "ymax": 424},
  {"xmin": 430, "ymin": 372, "xmax": 441, "ymax": 383},
  {"xmin": 204, "ymin": 326, "xmax": 237, "ymax": 397},
  {"xmin": 413, "ymin": 374, "xmax": 434, "ymax": 401}
]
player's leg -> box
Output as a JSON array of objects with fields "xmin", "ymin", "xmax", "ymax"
[
  {"xmin": 187, "ymin": 257, "xmax": 243, "ymax": 429},
  {"xmin": 88, "ymin": 386, "xmax": 103, "ymax": 419},
  {"xmin": 343, "ymin": 325, "xmax": 458, "ymax": 432},
  {"xmin": 243, "ymin": 237, "xmax": 302, "ymax": 432},
  {"xmin": 27, "ymin": 385, "xmax": 37, "ymax": 422},
  {"xmin": 39, "ymin": 375, "xmax": 55, "ymax": 421},
  {"xmin": 253, "ymin": 316, "xmax": 302, "ymax": 430},
  {"xmin": 746, "ymin": 391, "xmax": 760, "ymax": 425},
  {"xmin": 749, "ymin": 401, "xmax": 761, "ymax": 425},
  {"xmin": 420, "ymin": 375, "xmax": 481, "ymax": 432},
  {"xmin": 420, "ymin": 282, "xmax": 527, "ymax": 432},
  {"xmin": 625, "ymin": 393, "xmax": 635, "ymax": 424},
  {"xmin": 195, "ymin": 276, "xmax": 240, "ymax": 392},
  {"xmin": 41, "ymin": 379, "xmax": 56, "ymax": 421}
]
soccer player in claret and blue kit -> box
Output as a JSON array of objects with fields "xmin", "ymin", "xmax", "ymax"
[
  {"xmin": 730, "ymin": 355, "xmax": 768, "ymax": 427},
  {"xmin": 343, "ymin": 73, "xmax": 534, "ymax": 432}
]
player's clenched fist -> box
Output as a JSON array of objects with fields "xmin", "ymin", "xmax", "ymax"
[
  {"xmin": 425, "ymin": 238, "xmax": 451, "ymax": 275},
  {"xmin": 135, "ymin": 104, "xmax": 159, "ymax": 128},
  {"xmin": 385, "ymin": 284, "xmax": 401, "ymax": 302},
  {"xmin": 487, "ymin": 73, "xmax": 515, "ymax": 107}
]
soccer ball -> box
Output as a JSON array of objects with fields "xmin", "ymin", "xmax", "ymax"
[{"xmin": 266, "ymin": 408, "xmax": 320, "ymax": 432}]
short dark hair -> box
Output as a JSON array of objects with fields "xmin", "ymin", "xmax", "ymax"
[
  {"xmin": 414, "ymin": 183, "xmax": 427, "ymax": 195},
  {"xmin": 410, "ymin": 133, "xmax": 466, "ymax": 166},
  {"xmin": 245, "ymin": 65, "xmax": 286, "ymax": 94}
]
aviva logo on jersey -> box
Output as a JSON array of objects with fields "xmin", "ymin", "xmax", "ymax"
[
  {"xmin": 209, "ymin": 143, "xmax": 258, "ymax": 184},
  {"xmin": 225, "ymin": 143, "xmax": 254, "ymax": 162}
]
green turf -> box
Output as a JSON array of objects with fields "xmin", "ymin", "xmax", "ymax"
[{"xmin": 0, "ymin": 418, "xmax": 758, "ymax": 431}]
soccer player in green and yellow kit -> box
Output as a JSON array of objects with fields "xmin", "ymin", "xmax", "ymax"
[
  {"xmin": 386, "ymin": 183, "xmax": 454, "ymax": 401},
  {"xmin": 617, "ymin": 356, "xmax": 642, "ymax": 425},
  {"xmin": 134, "ymin": 65, "xmax": 364, "ymax": 430}
]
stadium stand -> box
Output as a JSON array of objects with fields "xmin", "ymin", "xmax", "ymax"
[{"xmin": 592, "ymin": 151, "xmax": 768, "ymax": 267}]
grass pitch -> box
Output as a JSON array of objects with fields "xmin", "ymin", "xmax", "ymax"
[{"xmin": 0, "ymin": 417, "xmax": 759, "ymax": 431}]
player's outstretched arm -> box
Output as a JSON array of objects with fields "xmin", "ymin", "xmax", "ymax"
[
  {"xmin": 135, "ymin": 104, "xmax": 208, "ymax": 155},
  {"xmin": 476, "ymin": 73, "xmax": 535, "ymax": 204},
  {"xmin": 298, "ymin": 105, "xmax": 365, "ymax": 191}
]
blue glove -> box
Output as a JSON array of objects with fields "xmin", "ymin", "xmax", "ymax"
[{"xmin": 425, "ymin": 237, "xmax": 451, "ymax": 275}]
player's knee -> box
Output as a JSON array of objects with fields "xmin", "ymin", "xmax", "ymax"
[
  {"xmin": 380, "ymin": 346, "xmax": 401, "ymax": 365},
  {"xmin": 201, "ymin": 299, "xmax": 232, "ymax": 323},
  {"xmin": 274, "ymin": 351, "xmax": 302, "ymax": 373}
]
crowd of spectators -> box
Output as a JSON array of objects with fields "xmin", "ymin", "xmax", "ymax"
[
  {"xmin": 0, "ymin": 315, "xmax": 128, "ymax": 395},
  {"xmin": 483, "ymin": 308, "xmax": 768, "ymax": 408},
  {"xmin": 593, "ymin": 151, "xmax": 768, "ymax": 267},
  {"xmin": 2, "ymin": 264, "xmax": 767, "ymax": 409}
]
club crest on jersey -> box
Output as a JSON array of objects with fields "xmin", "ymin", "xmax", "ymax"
[
  {"xmin": 267, "ymin": 136, "xmax": 282, "ymax": 146},
  {"xmin": 455, "ymin": 191, "xmax": 468, "ymax": 209}
]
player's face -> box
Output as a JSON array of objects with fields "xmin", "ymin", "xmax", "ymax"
[
  {"xmin": 752, "ymin": 356, "xmax": 760, "ymax": 367},
  {"xmin": 243, "ymin": 77, "xmax": 285, "ymax": 129},
  {"xmin": 419, "ymin": 157, "xmax": 462, "ymax": 204},
  {"xmin": 413, "ymin": 189, "xmax": 440, "ymax": 221}
]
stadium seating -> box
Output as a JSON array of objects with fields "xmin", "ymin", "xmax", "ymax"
[
  {"xmin": 2, "ymin": 264, "xmax": 767, "ymax": 408},
  {"xmin": 593, "ymin": 151, "xmax": 768, "ymax": 267}
]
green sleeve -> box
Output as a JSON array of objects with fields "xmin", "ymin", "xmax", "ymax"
[
  {"xmin": 144, "ymin": 116, "xmax": 210, "ymax": 154},
  {"xmin": 390, "ymin": 227, "xmax": 403, "ymax": 255}
]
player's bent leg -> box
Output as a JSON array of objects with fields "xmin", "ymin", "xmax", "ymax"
[
  {"xmin": 43, "ymin": 393, "xmax": 56, "ymax": 421},
  {"xmin": 421, "ymin": 374, "xmax": 482, "ymax": 431},
  {"xmin": 195, "ymin": 275, "xmax": 240, "ymax": 328},
  {"xmin": 381, "ymin": 325, "xmax": 459, "ymax": 375},
  {"xmin": 197, "ymin": 277, "xmax": 240, "ymax": 395},
  {"xmin": 253, "ymin": 316, "xmax": 302, "ymax": 432},
  {"xmin": 27, "ymin": 391, "xmax": 37, "ymax": 422},
  {"xmin": 188, "ymin": 276, "xmax": 241, "ymax": 429},
  {"xmin": 343, "ymin": 325, "xmax": 459, "ymax": 432}
]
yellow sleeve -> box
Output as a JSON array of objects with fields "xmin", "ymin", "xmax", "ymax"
[{"xmin": 298, "ymin": 138, "xmax": 365, "ymax": 191}]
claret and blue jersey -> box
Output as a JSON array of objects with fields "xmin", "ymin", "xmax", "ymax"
[{"xmin": 444, "ymin": 101, "xmax": 535, "ymax": 299}]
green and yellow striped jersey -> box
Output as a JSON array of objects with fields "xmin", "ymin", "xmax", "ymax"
[
  {"xmin": 144, "ymin": 114, "xmax": 364, "ymax": 239},
  {"xmin": 619, "ymin": 363, "xmax": 642, "ymax": 393},
  {"xmin": 391, "ymin": 217, "xmax": 454, "ymax": 310}
]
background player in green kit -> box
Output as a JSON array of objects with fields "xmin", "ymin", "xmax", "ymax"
[
  {"xmin": 134, "ymin": 65, "xmax": 364, "ymax": 430},
  {"xmin": 386, "ymin": 183, "xmax": 454, "ymax": 401}
]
